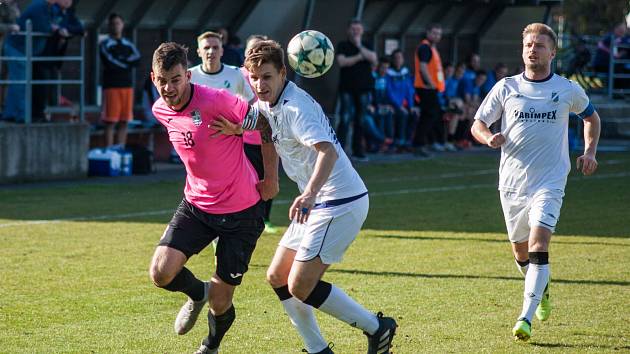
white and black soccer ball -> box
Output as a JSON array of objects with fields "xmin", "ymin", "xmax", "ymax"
[{"xmin": 287, "ymin": 30, "xmax": 334, "ymax": 78}]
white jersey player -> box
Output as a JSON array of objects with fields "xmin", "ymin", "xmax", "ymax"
[
  {"xmin": 189, "ymin": 31, "xmax": 255, "ymax": 102},
  {"xmin": 211, "ymin": 40, "xmax": 398, "ymax": 354},
  {"xmin": 471, "ymin": 23, "xmax": 601, "ymax": 342}
]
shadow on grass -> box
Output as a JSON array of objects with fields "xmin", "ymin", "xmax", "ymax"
[
  {"xmin": 323, "ymin": 268, "xmax": 630, "ymax": 287},
  {"xmin": 531, "ymin": 342, "xmax": 630, "ymax": 350},
  {"xmin": 369, "ymin": 234, "xmax": 630, "ymax": 247}
]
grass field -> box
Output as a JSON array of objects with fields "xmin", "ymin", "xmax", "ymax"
[{"xmin": 0, "ymin": 151, "xmax": 629, "ymax": 353}]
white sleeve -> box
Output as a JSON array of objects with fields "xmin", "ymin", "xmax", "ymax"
[
  {"xmin": 569, "ymin": 80, "xmax": 594, "ymax": 118},
  {"xmin": 474, "ymin": 79, "xmax": 505, "ymax": 126},
  {"xmin": 239, "ymin": 73, "xmax": 256, "ymax": 103},
  {"xmin": 290, "ymin": 106, "xmax": 335, "ymax": 147}
]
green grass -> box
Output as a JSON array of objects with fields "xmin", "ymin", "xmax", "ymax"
[{"xmin": 0, "ymin": 152, "xmax": 629, "ymax": 353}]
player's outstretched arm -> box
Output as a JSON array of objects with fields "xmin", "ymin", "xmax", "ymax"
[
  {"xmin": 289, "ymin": 142, "xmax": 338, "ymax": 224},
  {"xmin": 210, "ymin": 107, "xmax": 266, "ymax": 136},
  {"xmin": 577, "ymin": 111, "xmax": 601, "ymax": 176},
  {"xmin": 257, "ymin": 116, "xmax": 279, "ymax": 200},
  {"xmin": 471, "ymin": 120, "xmax": 505, "ymax": 148}
]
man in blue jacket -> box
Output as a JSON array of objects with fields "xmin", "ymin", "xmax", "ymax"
[{"xmin": 386, "ymin": 49, "xmax": 416, "ymax": 151}]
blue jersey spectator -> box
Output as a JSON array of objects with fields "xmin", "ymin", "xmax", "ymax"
[
  {"xmin": 386, "ymin": 49, "xmax": 415, "ymax": 148},
  {"xmin": 481, "ymin": 62, "xmax": 508, "ymax": 98},
  {"xmin": 363, "ymin": 58, "xmax": 393, "ymax": 152},
  {"xmin": 443, "ymin": 62, "xmax": 460, "ymax": 100}
]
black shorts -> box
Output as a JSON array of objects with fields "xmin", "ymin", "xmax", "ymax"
[
  {"xmin": 244, "ymin": 143, "xmax": 264, "ymax": 180},
  {"xmin": 159, "ymin": 199, "xmax": 265, "ymax": 286}
]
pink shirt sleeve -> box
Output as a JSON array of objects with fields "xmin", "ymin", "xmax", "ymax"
[{"xmin": 214, "ymin": 89, "xmax": 249, "ymax": 124}]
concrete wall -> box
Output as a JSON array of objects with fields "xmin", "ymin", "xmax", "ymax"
[{"xmin": 0, "ymin": 123, "xmax": 90, "ymax": 183}]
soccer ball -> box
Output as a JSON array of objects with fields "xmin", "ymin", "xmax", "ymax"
[{"xmin": 287, "ymin": 30, "xmax": 335, "ymax": 78}]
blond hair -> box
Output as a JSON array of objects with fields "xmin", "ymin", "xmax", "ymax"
[
  {"xmin": 522, "ymin": 23, "xmax": 557, "ymax": 49},
  {"xmin": 197, "ymin": 31, "xmax": 222, "ymax": 44}
]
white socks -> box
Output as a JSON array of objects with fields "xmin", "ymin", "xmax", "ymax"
[
  {"xmin": 281, "ymin": 297, "xmax": 328, "ymax": 353},
  {"xmin": 515, "ymin": 258, "xmax": 529, "ymax": 277},
  {"xmin": 318, "ymin": 285, "xmax": 380, "ymax": 335},
  {"xmin": 518, "ymin": 263, "xmax": 549, "ymax": 322}
]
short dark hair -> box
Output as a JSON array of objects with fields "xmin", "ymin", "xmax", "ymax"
[
  {"xmin": 426, "ymin": 23, "xmax": 442, "ymax": 32},
  {"xmin": 108, "ymin": 13, "xmax": 122, "ymax": 23},
  {"xmin": 391, "ymin": 49, "xmax": 403, "ymax": 57},
  {"xmin": 348, "ymin": 18, "xmax": 362, "ymax": 26},
  {"xmin": 152, "ymin": 42, "xmax": 189, "ymax": 71}
]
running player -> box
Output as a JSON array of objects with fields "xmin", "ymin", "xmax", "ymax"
[{"xmin": 471, "ymin": 23, "xmax": 601, "ymax": 341}]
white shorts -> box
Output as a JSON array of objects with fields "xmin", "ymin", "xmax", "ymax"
[
  {"xmin": 279, "ymin": 194, "xmax": 369, "ymax": 264},
  {"xmin": 500, "ymin": 189, "xmax": 564, "ymax": 243}
]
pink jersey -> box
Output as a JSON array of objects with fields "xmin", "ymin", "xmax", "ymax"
[
  {"xmin": 240, "ymin": 67, "xmax": 262, "ymax": 145},
  {"xmin": 152, "ymin": 84, "xmax": 260, "ymax": 214}
]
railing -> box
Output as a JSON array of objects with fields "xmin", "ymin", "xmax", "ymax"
[
  {"xmin": 0, "ymin": 19, "xmax": 85, "ymax": 123},
  {"xmin": 607, "ymin": 35, "xmax": 630, "ymax": 98},
  {"xmin": 558, "ymin": 32, "xmax": 630, "ymax": 98}
]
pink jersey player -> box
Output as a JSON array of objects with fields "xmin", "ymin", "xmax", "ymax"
[{"xmin": 152, "ymin": 84, "xmax": 259, "ymax": 214}]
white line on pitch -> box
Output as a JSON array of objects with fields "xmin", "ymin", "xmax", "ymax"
[{"xmin": 0, "ymin": 171, "xmax": 628, "ymax": 229}]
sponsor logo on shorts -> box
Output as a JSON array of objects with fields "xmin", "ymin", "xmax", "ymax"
[{"xmin": 230, "ymin": 273, "xmax": 243, "ymax": 279}]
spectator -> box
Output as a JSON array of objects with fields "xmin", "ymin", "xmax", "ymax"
[
  {"xmin": 386, "ymin": 49, "xmax": 415, "ymax": 150},
  {"xmin": 443, "ymin": 62, "xmax": 465, "ymax": 149},
  {"xmin": 463, "ymin": 53, "xmax": 481, "ymax": 83},
  {"xmin": 99, "ymin": 13, "xmax": 140, "ymax": 147},
  {"xmin": 413, "ymin": 23, "xmax": 446, "ymax": 157},
  {"xmin": 593, "ymin": 22, "xmax": 628, "ymax": 73},
  {"xmin": 2, "ymin": 0, "xmax": 59, "ymax": 122},
  {"xmin": 481, "ymin": 62, "xmax": 508, "ymax": 98},
  {"xmin": 458, "ymin": 69, "xmax": 487, "ymax": 148},
  {"xmin": 32, "ymin": 0, "xmax": 84, "ymax": 122},
  {"xmin": 0, "ymin": 0, "xmax": 20, "ymax": 69},
  {"xmin": 217, "ymin": 27, "xmax": 243, "ymax": 67},
  {"xmin": 364, "ymin": 57, "xmax": 392, "ymax": 153},
  {"xmin": 0, "ymin": 0, "xmax": 20, "ymax": 115},
  {"xmin": 336, "ymin": 18, "xmax": 378, "ymax": 161}
]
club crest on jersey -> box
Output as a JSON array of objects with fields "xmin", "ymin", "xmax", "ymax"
[
  {"xmin": 551, "ymin": 92, "xmax": 559, "ymax": 102},
  {"xmin": 190, "ymin": 109, "xmax": 202, "ymax": 126}
]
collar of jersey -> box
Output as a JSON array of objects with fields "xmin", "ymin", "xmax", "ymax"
[
  {"xmin": 522, "ymin": 72, "xmax": 554, "ymax": 83},
  {"xmin": 172, "ymin": 84, "xmax": 195, "ymax": 113},
  {"xmin": 270, "ymin": 80, "xmax": 290, "ymax": 108},
  {"xmin": 201, "ymin": 64, "xmax": 224, "ymax": 76}
]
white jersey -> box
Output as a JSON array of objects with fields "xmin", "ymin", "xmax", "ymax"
[
  {"xmin": 475, "ymin": 73, "xmax": 594, "ymax": 195},
  {"xmin": 189, "ymin": 64, "xmax": 255, "ymax": 102},
  {"xmin": 256, "ymin": 81, "xmax": 367, "ymax": 203}
]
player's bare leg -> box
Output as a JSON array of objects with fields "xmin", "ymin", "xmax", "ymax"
[
  {"xmin": 117, "ymin": 121, "xmax": 128, "ymax": 146},
  {"xmin": 512, "ymin": 241, "xmax": 529, "ymax": 276},
  {"xmin": 149, "ymin": 244, "xmax": 209, "ymax": 335}
]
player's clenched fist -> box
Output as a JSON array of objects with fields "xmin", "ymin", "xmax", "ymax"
[
  {"xmin": 576, "ymin": 153, "xmax": 598, "ymax": 176},
  {"xmin": 487, "ymin": 133, "xmax": 506, "ymax": 149}
]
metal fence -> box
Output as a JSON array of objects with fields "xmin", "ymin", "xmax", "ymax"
[
  {"xmin": 558, "ymin": 32, "xmax": 630, "ymax": 98},
  {"xmin": 0, "ymin": 19, "xmax": 85, "ymax": 124}
]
